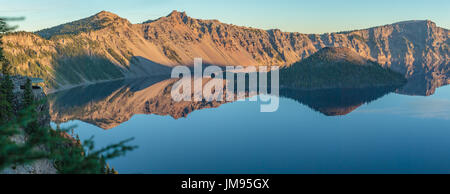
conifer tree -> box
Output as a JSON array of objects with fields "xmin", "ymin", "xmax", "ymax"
[
  {"xmin": 111, "ymin": 167, "xmax": 118, "ymax": 174},
  {"xmin": 22, "ymin": 78, "xmax": 40, "ymax": 137},
  {"xmin": 23, "ymin": 78, "xmax": 33, "ymax": 108},
  {"xmin": 100, "ymin": 156, "xmax": 106, "ymax": 174},
  {"xmin": 0, "ymin": 18, "xmax": 14, "ymax": 124},
  {"xmin": 0, "ymin": 106, "xmax": 47, "ymax": 170},
  {"xmin": 0, "ymin": 18, "xmax": 13, "ymax": 76},
  {"xmin": 0, "ymin": 82, "xmax": 13, "ymax": 124}
]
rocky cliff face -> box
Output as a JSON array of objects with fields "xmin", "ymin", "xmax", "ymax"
[
  {"xmin": 3, "ymin": 11, "xmax": 449, "ymax": 95},
  {"xmin": 9, "ymin": 76, "xmax": 50, "ymax": 126},
  {"xmin": 0, "ymin": 75, "xmax": 56, "ymax": 174}
]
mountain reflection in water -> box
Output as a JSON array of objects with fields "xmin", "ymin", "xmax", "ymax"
[
  {"xmin": 48, "ymin": 77, "xmax": 407, "ymax": 129},
  {"xmin": 49, "ymin": 76, "xmax": 229, "ymax": 129}
]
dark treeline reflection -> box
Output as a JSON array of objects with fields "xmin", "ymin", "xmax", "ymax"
[{"xmin": 280, "ymin": 86, "xmax": 399, "ymax": 116}]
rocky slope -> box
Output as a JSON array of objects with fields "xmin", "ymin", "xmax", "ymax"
[
  {"xmin": 280, "ymin": 47, "xmax": 407, "ymax": 89},
  {"xmin": 2, "ymin": 11, "xmax": 449, "ymax": 94}
]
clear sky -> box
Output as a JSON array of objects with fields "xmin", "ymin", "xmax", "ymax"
[{"xmin": 1, "ymin": 0, "xmax": 449, "ymax": 34}]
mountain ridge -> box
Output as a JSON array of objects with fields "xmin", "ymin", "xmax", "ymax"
[
  {"xmin": 37, "ymin": 11, "xmax": 131, "ymax": 39},
  {"xmin": 37, "ymin": 10, "xmax": 438, "ymax": 38},
  {"xmin": 3, "ymin": 10, "xmax": 449, "ymax": 95}
]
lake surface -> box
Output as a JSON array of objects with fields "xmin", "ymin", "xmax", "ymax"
[{"xmin": 50, "ymin": 78, "xmax": 450, "ymax": 174}]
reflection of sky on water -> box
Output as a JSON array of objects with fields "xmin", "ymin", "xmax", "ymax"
[
  {"xmin": 356, "ymin": 85, "xmax": 450, "ymax": 120},
  {"xmin": 52, "ymin": 85, "xmax": 450, "ymax": 174}
]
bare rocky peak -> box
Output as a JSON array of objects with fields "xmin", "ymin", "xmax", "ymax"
[
  {"xmin": 141, "ymin": 10, "xmax": 190, "ymax": 25},
  {"xmin": 166, "ymin": 10, "xmax": 188, "ymax": 20},
  {"xmin": 89, "ymin": 10, "xmax": 131, "ymax": 26},
  {"xmin": 392, "ymin": 20, "xmax": 433, "ymax": 26},
  {"xmin": 95, "ymin": 10, "xmax": 120, "ymax": 18},
  {"xmin": 36, "ymin": 10, "xmax": 130, "ymax": 39}
]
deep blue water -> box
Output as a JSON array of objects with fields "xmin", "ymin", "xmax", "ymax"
[{"xmin": 52, "ymin": 85, "xmax": 450, "ymax": 174}]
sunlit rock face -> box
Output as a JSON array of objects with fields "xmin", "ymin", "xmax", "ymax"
[{"xmin": 2, "ymin": 11, "xmax": 448, "ymax": 95}]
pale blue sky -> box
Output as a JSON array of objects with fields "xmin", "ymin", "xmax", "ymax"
[{"xmin": 1, "ymin": 0, "xmax": 449, "ymax": 34}]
